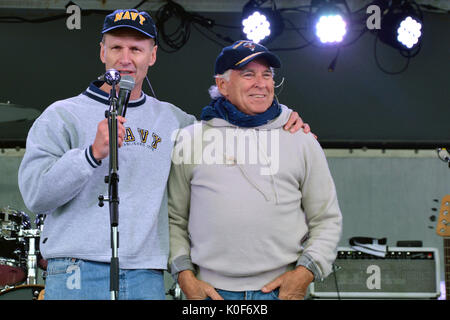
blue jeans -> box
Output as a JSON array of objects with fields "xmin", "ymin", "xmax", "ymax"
[
  {"xmin": 208, "ymin": 288, "xmax": 280, "ymax": 300},
  {"xmin": 44, "ymin": 258, "xmax": 165, "ymax": 300}
]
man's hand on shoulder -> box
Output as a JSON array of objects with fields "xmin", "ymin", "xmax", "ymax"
[{"xmin": 283, "ymin": 111, "xmax": 317, "ymax": 138}]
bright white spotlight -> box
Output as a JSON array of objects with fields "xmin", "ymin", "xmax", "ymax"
[
  {"xmin": 396, "ymin": 16, "xmax": 422, "ymax": 49},
  {"xmin": 315, "ymin": 14, "xmax": 347, "ymax": 44},
  {"xmin": 242, "ymin": 11, "xmax": 271, "ymax": 44}
]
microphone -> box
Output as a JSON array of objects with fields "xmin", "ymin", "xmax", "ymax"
[
  {"xmin": 98, "ymin": 69, "xmax": 121, "ymax": 86},
  {"xmin": 117, "ymin": 75, "xmax": 135, "ymax": 117}
]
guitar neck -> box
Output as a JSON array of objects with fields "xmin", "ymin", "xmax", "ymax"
[
  {"xmin": 444, "ymin": 238, "xmax": 450, "ymax": 300},
  {"xmin": 437, "ymin": 195, "xmax": 450, "ymax": 300}
]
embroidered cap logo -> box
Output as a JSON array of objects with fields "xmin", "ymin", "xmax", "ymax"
[
  {"xmin": 243, "ymin": 41, "xmax": 256, "ymax": 51},
  {"xmin": 114, "ymin": 10, "xmax": 146, "ymax": 26}
]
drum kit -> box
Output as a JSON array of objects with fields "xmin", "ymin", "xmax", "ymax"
[
  {"xmin": 0, "ymin": 205, "xmax": 184, "ymax": 300},
  {"xmin": 0, "ymin": 206, "xmax": 46, "ymax": 300}
]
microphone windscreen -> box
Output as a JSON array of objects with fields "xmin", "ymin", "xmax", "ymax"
[{"xmin": 119, "ymin": 75, "xmax": 135, "ymax": 91}]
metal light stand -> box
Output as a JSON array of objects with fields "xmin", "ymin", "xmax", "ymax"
[{"xmin": 98, "ymin": 69, "xmax": 121, "ymax": 300}]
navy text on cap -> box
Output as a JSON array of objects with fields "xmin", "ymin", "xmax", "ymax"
[{"xmin": 102, "ymin": 9, "xmax": 157, "ymax": 39}]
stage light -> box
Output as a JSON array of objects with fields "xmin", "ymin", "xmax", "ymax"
[
  {"xmin": 377, "ymin": 0, "xmax": 423, "ymax": 51},
  {"xmin": 315, "ymin": 14, "xmax": 347, "ymax": 43},
  {"xmin": 309, "ymin": 0, "xmax": 349, "ymax": 45},
  {"xmin": 242, "ymin": 11, "xmax": 271, "ymax": 44},
  {"xmin": 241, "ymin": 0, "xmax": 284, "ymax": 44},
  {"xmin": 397, "ymin": 16, "xmax": 422, "ymax": 49}
]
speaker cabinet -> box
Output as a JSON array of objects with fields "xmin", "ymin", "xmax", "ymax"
[{"xmin": 309, "ymin": 247, "xmax": 440, "ymax": 299}]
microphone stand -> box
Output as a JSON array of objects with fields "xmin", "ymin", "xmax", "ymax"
[{"xmin": 98, "ymin": 72, "xmax": 121, "ymax": 300}]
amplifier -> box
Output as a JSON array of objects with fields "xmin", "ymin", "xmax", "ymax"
[{"xmin": 309, "ymin": 247, "xmax": 440, "ymax": 299}]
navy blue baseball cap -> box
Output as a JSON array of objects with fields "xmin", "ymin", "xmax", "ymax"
[
  {"xmin": 214, "ymin": 40, "xmax": 281, "ymax": 75},
  {"xmin": 102, "ymin": 9, "xmax": 157, "ymax": 39}
]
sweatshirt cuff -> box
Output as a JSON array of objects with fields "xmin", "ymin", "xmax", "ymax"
[
  {"xmin": 85, "ymin": 145, "xmax": 102, "ymax": 168},
  {"xmin": 296, "ymin": 253, "xmax": 322, "ymax": 281},
  {"xmin": 170, "ymin": 255, "xmax": 195, "ymax": 282}
]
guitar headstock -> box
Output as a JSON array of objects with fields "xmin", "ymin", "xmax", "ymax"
[{"xmin": 437, "ymin": 195, "xmax": 450, "ymax": 237}]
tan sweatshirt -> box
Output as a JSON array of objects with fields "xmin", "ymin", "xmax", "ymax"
[{"xmin": 168, "ymin": 105, "xmax": 342, "ymax": 291}]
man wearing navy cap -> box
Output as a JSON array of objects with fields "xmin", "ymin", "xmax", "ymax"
[
  {"xmin": 19, "ymin": 10, "xmax": 309, "ymax": 300},
  {"xmin": 168, "ymin": 40, "xmax": 342, "ymax": 300},
  {"xmin": 19, "ymin": 9, "xmax": 191, "ymax": 300}
]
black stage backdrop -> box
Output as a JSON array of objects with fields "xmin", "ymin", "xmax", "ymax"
[{"xmin": 1, "ymin": 10, "xmax": 449, "ymax": 149}]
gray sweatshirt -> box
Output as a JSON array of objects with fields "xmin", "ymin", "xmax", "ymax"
[
  {"xmin": 168, "ymin": 105, "xmax": 343, "ymax": 291},
  {"xmin": 18, "ymin": 82, "xmax": 195, "ymax": 269}
]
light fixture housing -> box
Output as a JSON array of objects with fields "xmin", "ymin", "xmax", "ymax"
[
  {"xmin": 315, "ymin": 13, "xmax": 347, "ymax": 44},
  {"xmin": 378, "ymin": 1, "xmax": 423, "ymax": 51},
  {"xmin": 309, "ymin": 0, "xmax": 349, "ymax": 45},
  {"xmin": 241, "ymin": 0, "xmax": 284, "ymax": 44}
]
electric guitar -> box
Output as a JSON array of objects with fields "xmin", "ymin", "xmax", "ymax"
[{"xmin": 437, "ymin": 195, "xmax": 450, "ymax": 300}]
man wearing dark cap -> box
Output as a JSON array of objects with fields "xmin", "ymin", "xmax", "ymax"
[
  {"xmin": 168, "ymin": 41, "xmax": 342, "ymax": 300},
  {"xmin": 18, "ymin": 10, "xmax": 308, "ymax": 300}
]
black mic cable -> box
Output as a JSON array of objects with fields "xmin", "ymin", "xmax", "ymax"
[{"xmin": 145, "ymin": 76, "xmax": 157, "ymax": 99}]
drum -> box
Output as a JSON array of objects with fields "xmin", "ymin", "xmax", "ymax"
[
  {"xmin": 0, "ymin": 238, "xmax": 27, "ymax": 286},
  {"xmin": 0, "ymin": 207, "xmax": 31, "ymax": 238},
  {"xmin": 0, "ymin": 284, "xmax": 45, "ymax": 300},
  {"xmin": 0, "ymin": 207, "xmax": 30, "ymax": 287}
]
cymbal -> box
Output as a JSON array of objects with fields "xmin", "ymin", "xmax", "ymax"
[{"xmin": 0, "ymin": 102, "xmax": 41, "ymax": 123}]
